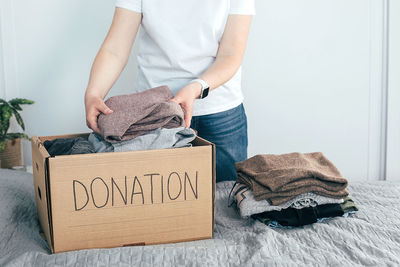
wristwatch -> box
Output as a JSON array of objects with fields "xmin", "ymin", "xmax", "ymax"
[{"xmin": 191, "ymin": 78, "xmax": 210, "ymax": 99}]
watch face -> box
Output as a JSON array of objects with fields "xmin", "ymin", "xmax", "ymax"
[{"xmin": 202, "ymin": 87, "xmax": 210, "ymax": 98}]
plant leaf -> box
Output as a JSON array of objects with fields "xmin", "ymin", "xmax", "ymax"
[
  {"xmin": 5, "ymin": 132, "xmax": 30, "ymax": 141},
  {"xmin": 9, "ymin": 98, "xmax": 34, "ymax": 106},
  {"xmin": 10, "ymin": 103, "xmax": 22, "ymax": 111},
  {"xmin": 10, "ymin": 107, "xmax": 25, "ymax": 130},
  {"xmin": 0, "ymin": 106, "xmax": 12, "ymax": 136}
]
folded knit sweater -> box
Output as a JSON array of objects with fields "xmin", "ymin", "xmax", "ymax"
[
  {"xmin": 235, "ymin": 152, "xmax": 349, "ymax": 205},
  {"xmin": 231, "ymin": 182, "xmax": 344, "ymax": 218},
  {"xmin": 98, "ymin": 86, "xmax": 185, "ymax": 143}
]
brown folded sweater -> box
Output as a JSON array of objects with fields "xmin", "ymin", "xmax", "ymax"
[
  {"xmin": 235, "ymin": 152, "xmax": 349, "ymax": 205},
  {"xmin": 98, "ymin": 86, "xmax": 185, "ymax": 143}
]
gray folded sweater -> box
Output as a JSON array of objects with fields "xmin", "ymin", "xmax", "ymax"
[
  {"xmin": 98, "ymin": 86, "xmax": 185, "ymax": 143},
  {"xmin": 88, "ymin": 127, "xmax": 196, "ymax": 153}
]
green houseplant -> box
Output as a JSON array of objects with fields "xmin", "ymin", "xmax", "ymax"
[{"xmin": 0, "ymin": 98, "xmax": 34, "ymax": 166}]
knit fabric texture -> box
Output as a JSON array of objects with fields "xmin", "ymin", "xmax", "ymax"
[
  {"xmin": 235, "ymin": 152, "xmax": 349, "ymax": 205},
  {"xmin": 251, "ymin": 202, "xmax": 345, "ymax": 227},
  {"xmin": 88, "ymin": 127, "xmax": 196, "ymax": 153},
  {"xmin": 112, "ymin": 127, "xmax": 195, "ymax": 152},
  {"xmin": 98, "ymin": 86, "xmax": 185, "ymax": 143},
  {"xmin": 251, "ymin": 197, "xmax": 358, "ymax": 228},
  {"xmin": 87, "ymin": 132, "xmax": 114, "ymax": 153},
  {"xmin": 43, "ymin": 137, "xmax": 95, "ymax": 157},
  {"xmin": 230, "ymin": 182, "xmax": 344, "ymax": 218}
]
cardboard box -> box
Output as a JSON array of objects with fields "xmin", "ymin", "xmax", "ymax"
[{"xmin": 31, "ymin": 132, "xmax": 215, "ymax": 253}]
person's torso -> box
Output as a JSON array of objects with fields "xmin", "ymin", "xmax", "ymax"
[{"xmin": 136, "ymin": 0, "xmax": 244, "ymax": 116}]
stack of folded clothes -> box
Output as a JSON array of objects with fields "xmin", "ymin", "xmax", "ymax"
[
  {"xmin": 88, "ymin": 85, "xmax": 196, "ymax": 153},
  {"xmin": 44, "ymin": 86, "xmax": 196, "ymax": 157},
  {"xmin": 230, "ymin": 152, "xmax": 358, "ymax": 228}
]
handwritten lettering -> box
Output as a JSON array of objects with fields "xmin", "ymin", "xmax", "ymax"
[
  {"xmin": 72, "ymin": 171, "xmax": 200, "ymax": 211},
  {"xmin": 167, "ymin": 172, "xmax": 182, "ymax": 200},
  {"xmin": 90, "ymin": 177, "xmax": 109, "ymax": 208},
  {"xmin": 111, "ymin": 176, "xmax": 127, "ymax": 206},
  {"xmin": 131, "ymin": 176, "xmax": 144, "ymax": 205},
  {"xmin": 184, "ymin": 171, "xmax": 198, "ymax": 200},
  {"xmin": 73, "ymin": 180, "xmax": 89, "ymax": 211}
]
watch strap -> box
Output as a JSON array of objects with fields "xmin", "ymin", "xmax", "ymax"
[{"xmin": 191, "ymin": 79, "xmax": 210, "ymax": 99}]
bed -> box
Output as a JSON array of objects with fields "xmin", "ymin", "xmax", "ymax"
[{"xmin": 1, "ymin": 168, "xmax": 399, "ymax": 266}]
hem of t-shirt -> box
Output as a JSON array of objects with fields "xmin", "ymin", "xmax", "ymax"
[
  {"xmin": 115, "ymin": 2, "xmax": 142, "ymax": 13},
  {"xmin": 192, "ymin": 97, "xmax": 244, "ymax": 117}
]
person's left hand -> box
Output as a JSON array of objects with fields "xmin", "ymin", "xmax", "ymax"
[{"xmin": 169, "ymin": 82, "xmax": 202, "ymax": 128}]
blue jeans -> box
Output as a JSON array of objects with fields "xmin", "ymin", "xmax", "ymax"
[{"xmin": 191, "ymin": 103, "xmax": 248, "ymax": 183}]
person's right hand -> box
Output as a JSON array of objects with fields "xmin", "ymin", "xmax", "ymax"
[{"xmin": 84, "ymin": 93, "xmax": 113, "ymax": 134}]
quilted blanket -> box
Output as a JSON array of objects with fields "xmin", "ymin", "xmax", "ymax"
[{"xmin": 1, "ymin": 168, "xmax": 400, "ymax": 266}]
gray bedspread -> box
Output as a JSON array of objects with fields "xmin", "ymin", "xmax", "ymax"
[{"xmin": 1, "ymin": 168, "xmax": 400, "ymax": 266}]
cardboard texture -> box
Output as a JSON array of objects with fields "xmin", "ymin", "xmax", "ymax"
[{"xmin": 31, "ymin": 132, "xmax": 215, "ymax": 253}]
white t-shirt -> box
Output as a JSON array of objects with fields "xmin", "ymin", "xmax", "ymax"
[{"xmin": 115, "ymin": 0, "xmax": 256, "ymax": 116}]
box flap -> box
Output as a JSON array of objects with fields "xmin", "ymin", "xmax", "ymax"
[
  {"xmin": 39, "ymin": 132, "xmax": 90, "ymax": 143},
  {"xmin": 31, "ymin": 136, "xmax": 54, "ymax": 253}
]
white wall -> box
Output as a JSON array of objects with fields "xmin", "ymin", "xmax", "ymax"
[
  {"xmin": 0, "ymin": 0, "xmax": 19, "ymax": 100},
  {"xmin": 243, "ymin": 0, "xmax": 384, "ymax": 181},
  {"xmin": 5, "ymin": 0, "xmax": 140, "ymax": 164},
  {"xmin": 0, "ymin": 24, "xmax": 4, "ymax": 99},
  {"xmin": 11, "ymin": 0, "xmax": 139, "ymax": 133},
  {"xmin": 386, "ymin": 0, "xmax": 400, "ymax": 181},
  {"xmin": 0, "ymin": 0, "xmax": 397, "ymax": 181}
]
